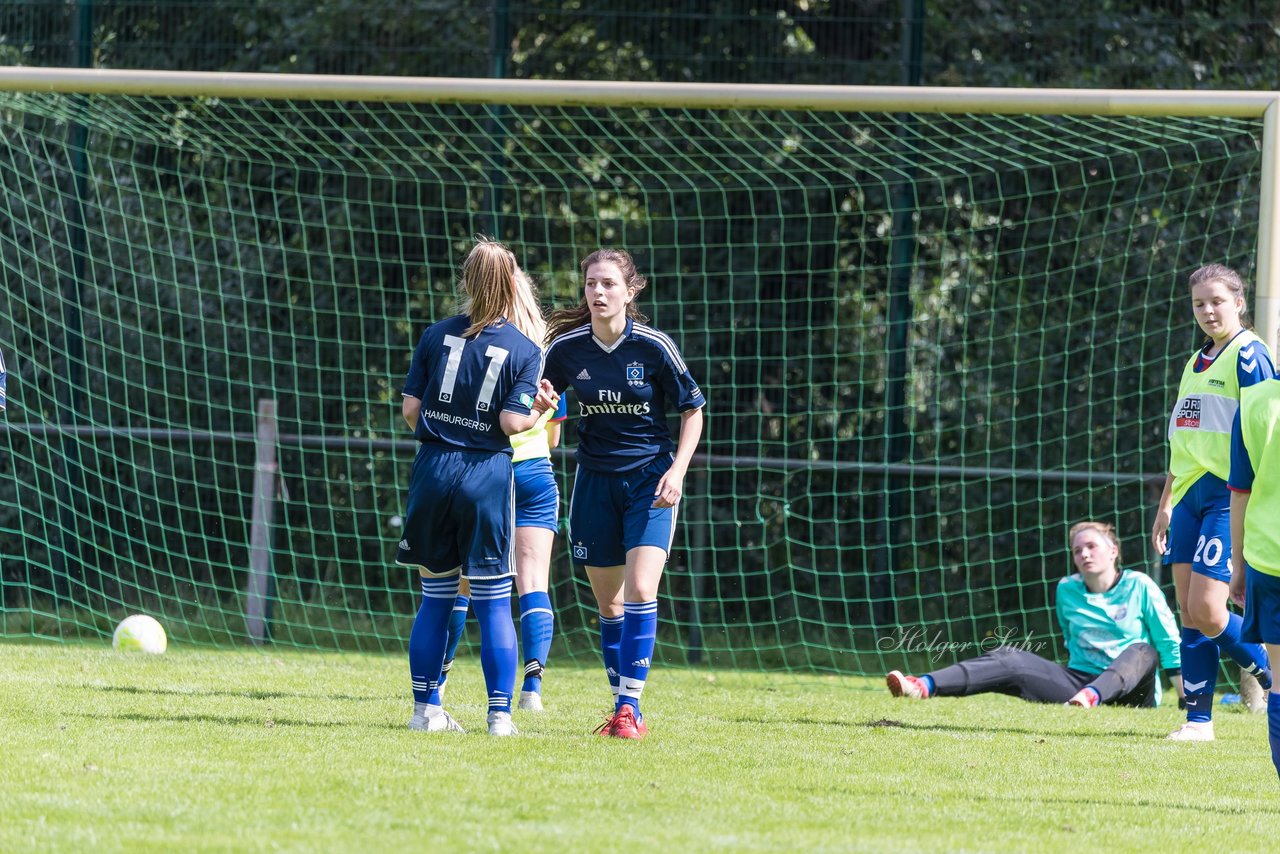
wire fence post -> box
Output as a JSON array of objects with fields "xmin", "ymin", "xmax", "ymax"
[
  {"xmin": 246, "ymin": 398, "xmax": 278, "ymax": 644},
  {"xmin": 685, "ymin": 468, "xmax": 707, "ymax": 664}
]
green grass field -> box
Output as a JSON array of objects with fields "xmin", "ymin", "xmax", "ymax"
[{"xmin": 3, "ymin": 642, "xmax": 1277, "ymax": 853}]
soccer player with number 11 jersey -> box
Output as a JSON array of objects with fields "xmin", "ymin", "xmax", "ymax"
[{"xmin": 395, "ymin": 239, "xmax": 558, "ymax": 737}]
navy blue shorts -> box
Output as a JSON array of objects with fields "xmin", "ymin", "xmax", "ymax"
[
  {"xmin": 514, "ymin": 456, "xmax": 559, "ymax": 531},
  {"xmin": 567, "ymin": 454, "xmax": 677, "ymax": 567},
  {"xmin": 1168, "ymin": 472, "xmax": 1232, "ymax": 582},
  {"xmin": 395, "ymin": 444, "xmax": 514, "ymax": 579},
  {"xmin": 1242, "ymin": 564, "xmax": 1280, "ymax": 645}
]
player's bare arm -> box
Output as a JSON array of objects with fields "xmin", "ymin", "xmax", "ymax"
[
  {"xmin": 653, "ymin": 407, "xmax": 704, "ymax": 509},
  {"xmin": 402, "ymin": 395, "xmax": 422, "ymax": 431},
  {"xmin": 500, "ymin": 379, "xmax": 560, "ymax": 436}
]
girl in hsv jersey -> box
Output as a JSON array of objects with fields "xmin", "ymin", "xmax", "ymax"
[
  {"xmin": 434, "ymin": 267, "xmax": 569, "ymax": 713},
  {"xmin": 396, "ymin": 238, "xmax": 557, "ymax": 737},
  {"xmin": 1152, "ymin": 264, "xmax": 1273, "ymax": 741},
  {"xmin": 542, "ymin": 249, "xmax": 705, "ymax": 740}
]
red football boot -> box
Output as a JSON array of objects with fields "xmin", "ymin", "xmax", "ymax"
[
  {"xmin": 609, "ymin": 705, "xmax": 645, "ymax": 740},
  {"xmin": 885, "ymin": 670, "xmax": 930, "ymax": 699}
]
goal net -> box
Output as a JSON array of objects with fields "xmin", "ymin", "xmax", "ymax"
[{"xmin": 0, "ymin": 74, "xmax": 1267, "ymax": 673}]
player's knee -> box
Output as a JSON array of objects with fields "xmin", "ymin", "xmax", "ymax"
[
  {"xmin": 1127, "ymin": 641, "xmax": 1157, "ymax": 666},
  {"xmin": 1187, "ymin": 598, "xmax": 1227, "ymax": 634},
  {"xmin": 420, "ymin": 565, "xmax": 462, "ymax": 580}
]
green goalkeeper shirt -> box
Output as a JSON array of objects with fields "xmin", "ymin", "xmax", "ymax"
[{"xmin": 1055, "ymin": 569, "xmax": 1181, "ymax": 705}]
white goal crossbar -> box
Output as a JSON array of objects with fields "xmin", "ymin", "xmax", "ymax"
[{"xmin": 2, "ymin": 65, "xmax": 1278, "ymax": 348}]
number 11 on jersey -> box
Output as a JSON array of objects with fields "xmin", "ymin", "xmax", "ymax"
[{"xmin": 438, "ymin": 334, "xmax": 509, "ymax": 411}]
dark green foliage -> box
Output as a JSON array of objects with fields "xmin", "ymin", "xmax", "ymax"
[{"xmin": 0, "ymin": 2, "xmax": 1274, "ymax": 670}]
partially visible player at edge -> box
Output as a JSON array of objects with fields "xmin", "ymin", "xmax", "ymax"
[
  {"xmin": 1153, "ymin": 263, "xmax": 1273, "ymax": 741},
  {"xmin": 542, "ymin": 248, "xmax": 705, "ymax": 740},
  {"xmin": 435, "ymin": 267, "xmax": 568, "ymax": 712},
  {"xmin": 1229, "ymin": 370, "xmax": 1280, "ymax": 781},
  {"xmin": 395, "ymin": 238, "xmax": 558, "ymax": 736}
]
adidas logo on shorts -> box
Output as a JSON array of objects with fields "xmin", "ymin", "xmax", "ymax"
[
  {"xmin": 398, "ymin": 539, "xmax": 409, "ymax": 550},
  {"xmin": 576, "ymin": 368, "xmax": 591, "ymax": 380}
]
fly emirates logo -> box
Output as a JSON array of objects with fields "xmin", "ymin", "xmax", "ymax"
[{"xmin": 578, "ymin": 388, "xmax": 651, "ymax": 417}]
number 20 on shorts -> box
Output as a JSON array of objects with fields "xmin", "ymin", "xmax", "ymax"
[{"xmin": 1194, "ymin": 535, "xmax": 1223, "ymax": 567}]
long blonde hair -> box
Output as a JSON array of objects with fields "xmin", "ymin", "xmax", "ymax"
[
  {"xmin": 458, "ymin": 237, "xmax": 519, "ymax": 338},
  {"xmin": 508, "ymin": 266, "xmax": 548, "ymax": 344},
  {"xmin": 547, "ymin": 248, "xmax": 649, "ymax": 342}
]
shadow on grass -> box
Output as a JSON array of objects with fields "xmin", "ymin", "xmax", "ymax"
[
  {"xmin": 63, "ymin": 709, "xmax": 404, "ymax": 730},
  {"xmin": 799, "ymin": 780, "xmax": 1280, "ymax": 818},
  {"xmin": 717, "ymin": 712, "xmax": 1167, "ymax": 740},
  {"xmin": 68, "ymin": 683, "xmax": 381, "ymax": 703},
  {"xmin": 988, "ymin": 792, "xmax": 1280, "ymax": 817},
  {"xmin": 855, "ymin": 718, "xmax": 1166, "ymax": 740}
]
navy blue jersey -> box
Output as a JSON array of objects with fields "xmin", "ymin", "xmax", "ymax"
[
  {"xmin": 402, "ymin": 315, "xmax": 542, "ymax": 454},
  {"xmin": 543, "ymin": 318, "xmax": 704, "ymax": 473}
]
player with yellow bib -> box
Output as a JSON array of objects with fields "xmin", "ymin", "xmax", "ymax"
[
  {"xmin": 1152, "ymin": 264, "xmax": 1274, "ymax": 741},
  {"xmin": 1229, "ymin": 372, "xmax": 1280, "ymax": 781}
]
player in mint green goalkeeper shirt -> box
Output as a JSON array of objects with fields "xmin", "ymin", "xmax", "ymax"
[{"xmin": 887, "ymin": 521, "xmax": 1182, "ymax": 708}]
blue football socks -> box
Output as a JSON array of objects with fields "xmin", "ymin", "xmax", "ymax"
[
  {"xmin": 435, "ymin": 594, "xmax": 470, "ymax": 697},
  {"xmin": 599, "ymin": 613, "xmax": 624, "ymax": 699},
  {"xmin": 470, "ymin": 577, "xmax": 517, "ymax": 716},
  {"xmin": 617, "ymin": 600, "xmax": 658, "ymax": 714},
  {"xmin": 408, "ymin": 575, "xmax": 460, "ymax": 708},
  {"xmin": 1181, "ymin": 626, "xmax": 1218, "ymax": 723},
  {"xmin": 519, "ymin": 591, "xmax": 554, "ymax": 694},
  {"xmin": 1206, "ymin": 612, "xmax": 1272, "ymax": 689},
  {"xmin": 1269, "ymin": 692, "xmax": 1280, "ymax": 782}
]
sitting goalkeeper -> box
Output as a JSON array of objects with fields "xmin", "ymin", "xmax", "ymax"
[{"xmin": 886, "ymin": 520, "xmax": 1183, "ymax": 708}]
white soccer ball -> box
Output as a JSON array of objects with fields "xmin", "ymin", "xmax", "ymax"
[{"xmin": 112, "ymin": 614, "xmax": 168, "ymax": 654}]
